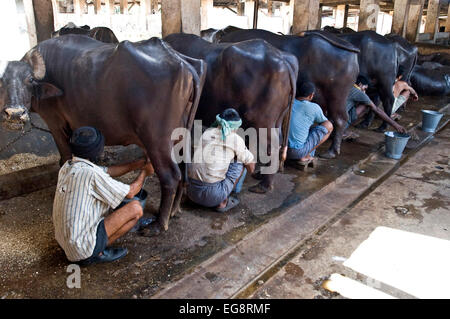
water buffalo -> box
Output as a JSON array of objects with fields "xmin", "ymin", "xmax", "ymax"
[
  {"xmin": 220, "ymin": 29, "xmax": 360, "ymax": 159},
  {"xmin": 0, "ymin": 35, "xmax": 206, "ymax": 232},
  {"xmin": 418, "ymin": 52, "xmax": 450, "ymax": 66},
  {"xmin": 322, "ymin": 26, "xmax": 356, "ymax": 34},
  {"xmin": 385, "ymin": 34, "xmax": 418, "ymax": 83},
  {"xmin": 201, "ymin": 26, "xmax": 243, "ymax": 43},
  {"xmin": 164, "ymin": 33, "xmax": 298, "ymax": 193},
  {"xmin": 410, "ymin": 64, "xmax": 450, "ymax": 96},
  {"xmin": 331, "ymin": 31, "xmax": 398, "ymax": 132},
  {"xmin": 52, "ymin": 23, "xmax": 119, "ymax": 44}
]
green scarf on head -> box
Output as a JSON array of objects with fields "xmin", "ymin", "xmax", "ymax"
[{"xmin": 211, "ymin": 114, "xmax": 242, "ymax": 140}]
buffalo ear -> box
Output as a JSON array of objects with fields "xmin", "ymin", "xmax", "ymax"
[
  {"xmin": 38, "ymin": 82, "xmax": 63, "ymax": 99},
  {"xmin": 22, "ymin": 49, "xmax": 46, "ymax": 80}
]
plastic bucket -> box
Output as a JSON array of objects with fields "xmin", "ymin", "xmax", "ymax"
[
  {"xmin": 384, "ymin": 131, "xmax": 410, "ymax": 160},
  {"xmin": 117, "ymin": 189, "xmax": 148, "ymax": 210},
  {"xmin": 421, "ymin": 110, "xmax": 443, "ymax": 133}
]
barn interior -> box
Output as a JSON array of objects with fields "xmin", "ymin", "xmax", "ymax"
[{"xmin": 0, "ymin": 0, "xmax": 449, "ymax": 299}]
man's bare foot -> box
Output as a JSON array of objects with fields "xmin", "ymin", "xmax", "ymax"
[
  {"xmin": 299, "ymin": 154, "xmax": 314, "ymax": 162},
  {"xmin": 217, "ymin": 198, "xmax": 227, "ymax": 209}
]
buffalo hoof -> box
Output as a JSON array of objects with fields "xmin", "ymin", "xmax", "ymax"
[
  {"xmin": 251, "ymin": 171, "xmax": 263, "ymax": 180},
  {"xmin": 139, "ymin": 224, "xmax": 161, "ymax": 237},
  {"xmin": 171, "ymin": 208, "xmax": 182, "ymax": 218},
  {"xmin": 248, "ymin": 183, "xmax": 273, "ymax": 194},
  {"xmin": 319, "ymin": 150, "xmax": 336, "ymax": 159}
]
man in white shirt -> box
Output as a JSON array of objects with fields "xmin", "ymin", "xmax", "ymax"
[
  {"xmin": 53, "ymin": 126, "xmax": 154, "ymax": 266},
  {"xmin": 187, "ymin": 109, "xmax": 255, "ymax": 212}
]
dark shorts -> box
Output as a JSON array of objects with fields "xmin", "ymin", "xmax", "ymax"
[
  {"xmin": 347, "ymin": 106, "xmax": 358, "ymax": 125},
  {"xmin": 77, "ymin": 220, "xmax": 108, "ymax": 265},
  {"xmin": 187, "ymin": 162, "xmax": 243, "ymax": 208},
  {"xmin": 287, "ymin": 125, "xmax": 328, "ymax": 160}
]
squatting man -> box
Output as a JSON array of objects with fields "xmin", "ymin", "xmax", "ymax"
[{"xmin": 52, "ymin": 126, "xmax": 154, "ymax": 266}]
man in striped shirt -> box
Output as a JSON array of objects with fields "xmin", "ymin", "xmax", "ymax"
[{"xmin": 52, "ymin": 127, "xmax": 154, "ymax": 266}]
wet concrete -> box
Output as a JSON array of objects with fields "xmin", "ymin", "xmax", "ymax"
[
  {"xmin": 250, "ymin": 126, "xmax": 450, "ymax": 299},
  {"xmin": 0, "ymin": 96, "xmax": 448, "ymax": 298}
]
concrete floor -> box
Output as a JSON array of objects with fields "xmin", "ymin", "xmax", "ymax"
[
  {"xmin": 250, "ymin": 126, "xmax": 450, "ymax": 299},
  {"xmin": 0, "ymin": 96, "xmax": 448, "ymax": 299}
]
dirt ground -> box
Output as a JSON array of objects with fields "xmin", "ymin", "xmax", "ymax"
[{"xmin": 0, "ymin": 96, "xmax": 448, "ymax": 298}]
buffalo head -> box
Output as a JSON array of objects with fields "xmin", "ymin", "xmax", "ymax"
[{"xmin": 0, "ymin": 49, "xmax": 62, "ymax": 130}]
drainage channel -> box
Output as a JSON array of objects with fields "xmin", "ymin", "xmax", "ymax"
[{"xmin": 232, "ymin": 119, "xmax": 449, "ymax": 299}]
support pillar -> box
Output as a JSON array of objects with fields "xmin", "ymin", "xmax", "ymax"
[
  {"xmin": 141, "ymin": 0, "xmax": 151, "ymax": 15},
  {"xmin": 151, "ymin": 0, "xmax": 158, "ymax": 13},
  {"xmin": 23, "ymin": 0, "xmax": 37, "ymax": 47},
  {"xmin": 181, "ymin": 0, "xmax": 201, "ymax": 35},
  {"xmin": 358, "ymin": 0, "xmax": 379, "ymax": 31},
  {"xmin": 244, "ymin": 1, "xmax": 255, "ymax": 29},
  {"xmin": 424, "ymin": 0, "xmax": 440, "ymax": 37},
  {"xmin": 201, "ymin": 0, "xmax": 213, "ymax": 30},
  {"xmin": 391, "ymin": 0, "xmax": 410, "ymax": 36},
  {"xmin": 317, "ymin": 4, "xmax": 323, "ymax": 29},
  {"xmin": 292, "ymin": 0, "xmax": 320, "ymax": 33},
  {"xmin": 237, "ymin": 1, "xmax": 245, "ymax": 16},
  {"xmin": 93, "ymin": 0, "xmax": 102, "ymax": 14},
  {"xmin": 161, "ymin": 0, "xmax": 181, "ymax": 37},
  {"xmin": 446, "ymin": 4, "xmax": 450, "ymax": 32},
  {"xmin": 28, "ymin": 0, "xmax": 55, "ymax": 43},
  {"xmin": 405, "ymin": 0, "xmax": 424, "ymax": 42},
  {"xmin": 335, "ymin": 4, "xmax": 348, "ymax": 28},
  {"xmin": 120, "ymin": 0, "xmax": 128, "ymax": 14},
  {"xmin": 267, "ymin": 0, "xmax": 273, "ymax": 17}
]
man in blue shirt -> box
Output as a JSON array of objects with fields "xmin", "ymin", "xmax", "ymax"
[{"xmin": 287, "ymin": 82, "xmax": 333, "ymax": 167}]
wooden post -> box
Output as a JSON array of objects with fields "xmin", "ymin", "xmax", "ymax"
[
  {"xmin": 120, "ymin": 0, "xmax": 128, "ymax": 14},
  {"xmin": 253, "ymin": 0, "xmax": 259, "ymax": 29},
  {"xmin": 93, "ymin": 0, "xmax": 102, "ymax": 14},
  {"xmin": 317, "ymin": 4, "xmax": 322, "ymax": 29},
  {"xmin": 201, "ymin": 0, "xmax": 214, "ymax": 30},
  {"xmin": 405, "ymin": 0, "xmax": 424, "ymax": 42},
  {"xmin": 336, "ymin": 4, "xmax": 346, "ymax": 28},
  {"xmin": 23, "ymin": 0, "xmax": 38, "ymax": 47},
  {"xmin": 267, "ymin": 0, "xmax": 273, "ymax": 17},
  {"xmin": 151, "ymin": 0, "xmax": 159, "ymax": 13},
  {"xmin": 424, "ymin": 0, "xmax": 440, "ymax": 37},
  {"xmin": 292, "ymin": 0, "xmax": 320, "ymax": 33},
  {"xmin": 391, "ymin": 0, "xmax": 410, "ymax": 36},
  {"xmin": 51, "ymin": 0, "xmax": 59, "ymax": 27},
  {"xmin": 245, "ymin": 1, "xmax": 255, "ymax": 29},
  {"xmin": 23, "ymin": 0, "xmax": 55, "ymax": 43},
  {"xmin": 358, "ymin": 0, "xmax": 379, "ymax": 31},
  {"xmin": 237, "ymin": 1, "xmax": 245, "ymax": 16},
  {"xmin": 141, "ymin": 0, "xmax": 151, "ymax": 15},
  {"xmin": 446, "ymin": 4, "xmax": 450, "ymax": 32},
  {"xmin": 161, "ymin": 0, "xmax": 181, "ymax": 37},
  {"xmin": 181, "ymin": 0, "xmax": 201, "ymax": 35}
]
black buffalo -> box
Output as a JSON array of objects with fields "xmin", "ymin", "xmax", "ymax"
[
  {"xmin": 52, "ymin": 23, "xmax": 119, "ymax": 44},
  {"xmin": 322, "ymin": 26, "xmax": 356, "ymax": 34},
  {"xmin": 411, "ymin": 64, "xmax": 450, "ymax": 96},
  {"xmin": 220, "ymin": 28, "xmax": 360, "ymax": 159},
  {"xmin": 418, "ymin": 52, "xmax": 450, "ymax": 66},
  {"xmin": 164, "ymin": 33, "xmax": 298, "ymax": 193},
  {"xmin": 201, "ymin": 26, "xmax": 243, "ymax": 43},
  {"xmin": 0, "ymin": 35, "xmax": 206, "ymax": 232},
  {"xmin": 385, "ymin": 33, "xmax": 418, "ymax": 83},
  {"xmin": 332, "ymin": 31, "xmax": 399, "ymax": 131}
]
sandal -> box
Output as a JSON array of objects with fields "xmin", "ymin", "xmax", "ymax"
[{"xmin": 215, "ymin": 196, "xmax": 240, "ymax": 213}]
